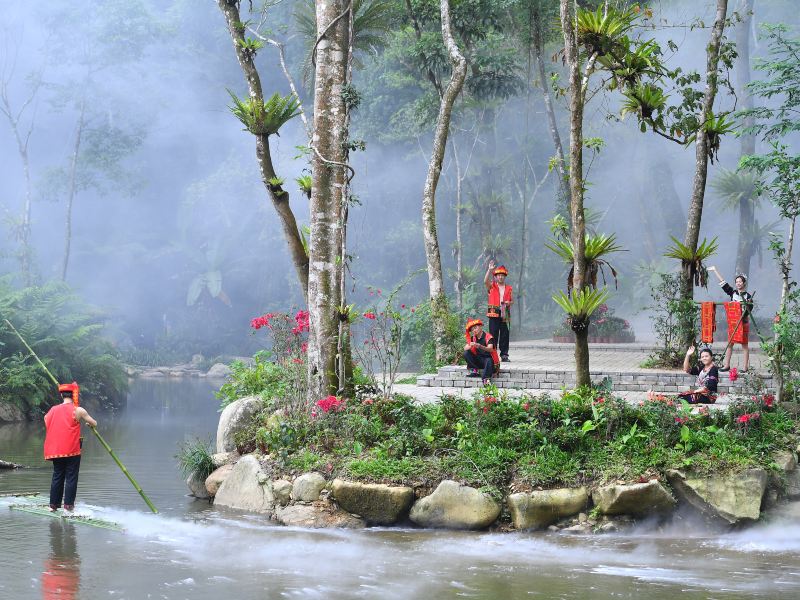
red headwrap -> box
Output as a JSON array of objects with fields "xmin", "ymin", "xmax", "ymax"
[
  {"xmin": 494, "ymin": 265, "xmax": 508, "ymax": 276},
  {"xmin": 58, "ymin": 382, "xmax": 80, "ymax": 407}
]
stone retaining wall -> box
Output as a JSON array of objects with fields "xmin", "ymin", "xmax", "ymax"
[
  {"xmin": 417, "ymin": 366, "xmax": 774, "ymax": 393},
  {"xmin": 196, "ymin": 447, "xmax": 798, "ymax": 533}
]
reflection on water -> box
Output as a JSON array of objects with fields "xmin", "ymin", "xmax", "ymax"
[
  {"xmin": 42, "ymin": 521, "xmax": 80, "ymax": 600},
  {"xmin": 1, "ymin": 379, "xmax": 800, "ymax": 599}
]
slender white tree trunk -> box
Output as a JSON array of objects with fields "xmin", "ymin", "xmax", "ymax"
[
  {"xmin": 680, "ymin": 0, "xmax": 729, "ymax": 345},
  {"xmin": 308, "ymin": 0, "xmax": 351, "ymax": 399},
  {"xmin": 62, "ymin": 97, "xmax": 86, "ymax": 282},
  {"xmin": 422, "ymin": 0, "xmax": 468, "ymax": 362},
  {"xmin": 560, "ymin": 0, "xmax": 590, "ymax": 387}
]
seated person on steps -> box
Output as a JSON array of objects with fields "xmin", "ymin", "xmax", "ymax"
[
  {"xmin": 463, "ymin": 318, "xmax": 499, "ymax": 385},
  {"xmin": 678, "ymin": 345, "xmax": 719, "ymax": 404}
]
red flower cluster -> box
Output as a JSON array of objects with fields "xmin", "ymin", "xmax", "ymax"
[
  {"xmin": 737, "ymin": 412, "xmax": 761, "ymax": 424},
  {"xmin": 292, "ymin": 310, "xmax": 310, "ymax": 335},
  {"xmin": 300, "ymin": 342, "xmax": 308, "ymax": 354},
  {"xmin": 763, "ymin": 394, "xmax": 775, "ymax": 408},
  {"xmin": 522, "ymin": 402, "xmax": 530, "ymax": 411},
  {"xmin": 728, "ymin": 367, "xmax": 738, "ymax": 382},
  {"xmin": 479, "ymin": 395, "xmax": 498, "ymax": 414},
  {"xmin": 363, "ymin": 312, "xmax": 377, "ymax": 320},
  {"xmin": 593, "ymin": 396, "xmax": 606, "ymax": 405},
  {"xmin": 675, "ymin": 416, "xmax": 689, "ymax": 424},
  {"xmin": 251, "ymin": 313, "xmax": 276, "ymax": 330},
  {"xmin": 362, "ymin": 398, "xmax": 374, "ymax": 406},
  {"xmin": 316, "ymin": 395, "xmax": 345, "ymax": 414}
]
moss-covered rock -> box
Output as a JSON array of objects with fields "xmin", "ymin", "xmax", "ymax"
[
  {"xmin": 508, "ymin": 487, "xmax": 589, "ymax": 530},
  {"xmin": 667, "ymin": 468, "xmax": 767, "ymax": 525},
  {"xmin": 592, "ymin": 481, "xmax": 675, "ymax": 516},
  {"xmin": 332, "ymin": 479, "xmax": 414, "ymax": 524},
  {"xmin": 409, "ymin": 480, "xmax": 500, "ymax": 530}
]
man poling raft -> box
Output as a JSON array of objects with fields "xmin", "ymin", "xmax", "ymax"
[
  {"xmin": 3, "ymin": 318, "xmax": 158, "ymax": 514},
  {"xmin": 44, "ymin": 382, "xmax": 97, "ymax": 512}
]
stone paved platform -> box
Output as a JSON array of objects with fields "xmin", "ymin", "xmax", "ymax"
[{"xmin": 394, "ymin": 341, "xmax": 769, "ymax": 406}]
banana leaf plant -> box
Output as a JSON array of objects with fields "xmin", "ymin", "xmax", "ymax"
[
  {"xmin": 552, "ymin": 287, "xmax": 611, "ymax": 333},
  {"xmin": 664, "ymin": 236, "xmax": 719, "ymax": 288},
  {"xmin": 545, "ymin": 233, "xmax": 625, "ymax": 294}
]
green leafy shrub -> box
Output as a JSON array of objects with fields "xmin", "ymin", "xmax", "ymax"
[
  {"xmin": 0, "ymin": 278, "xmax": 127, "ymax": 414},
  {"xmin": 215, "ymin": 351, "xmax": 287, "ymax": 409}
]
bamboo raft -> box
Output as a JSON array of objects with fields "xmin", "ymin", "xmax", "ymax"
[{"xmin": 8, "ymin": 503, "xmax": 124, "ymax": 531}]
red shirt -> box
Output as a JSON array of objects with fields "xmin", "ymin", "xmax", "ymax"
[
  {"xmin": 44, "ymin": 403, "xmax": 81, "ymax": 460},
  {"xmin": 487, "ymin": 282, "xmax": 513, "ymax": 318}
]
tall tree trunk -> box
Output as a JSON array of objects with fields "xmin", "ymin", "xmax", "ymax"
[
  {"xmin": 0, "ymin": 90, "xmax": 36, "ymax": 286},
  {"xmin": 680, "ymin": 0, "xmax": 729, "ymax": 347},
  {"xmin": 774, "ymin": 215, "xmax": 796, "ymax": 403},
  {"xmin": 452, "ymin": 139, "xmax": 464, "ymax": 312},
  {"xmin": 217, "ymin": 0, "xmax": 309, "ymax": 297},
  {"xmin": 62, "ymin": 97, "xmax": 86, "ymax": 282},
  {"xmin": 308, "ymin": 0, "xmax": 351, "ymax": 399},
  {"xmin": 533, "ymin": 4, "xmax": 569, "ymax": 214},
  {"xmin": 735, "ymin": 0, "xmax": 756, "ymax": 276},
  {"xmin": 560, "ymin": 0, "xmax": 590, "ymax": 387},
  {"xmin": 422, "ymin": 0, "xmax": 468, "ymax": 363}
]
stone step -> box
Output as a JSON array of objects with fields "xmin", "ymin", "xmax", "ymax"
[{"xmin": 416, "ymin": 369, "xmax": 773, "ymax": 392}]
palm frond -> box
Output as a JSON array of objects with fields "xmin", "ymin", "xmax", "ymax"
[
  {"xmin": 552, "ymin": 287, "xmax": 611, "ymax": 318},
  {"xmin": 711, "ymin": 169, "xmax": 760, "ymax": 211},
  {"xmin": 227, "ymin": 90, "xmax": 301, "ymax": 136}
]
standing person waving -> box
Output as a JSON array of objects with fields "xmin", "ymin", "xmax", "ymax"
[
  {"xmin": 484, "ymin": 260, "xmax": 513, "ymax": 362},
  {"xmin": 708, "ymin": 266, "xmax": 753, "ymax": 372}
]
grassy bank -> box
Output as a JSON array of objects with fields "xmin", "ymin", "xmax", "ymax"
[{"xmin": 222, "ymin": 378, "xmax": 797, "ymax": 498}]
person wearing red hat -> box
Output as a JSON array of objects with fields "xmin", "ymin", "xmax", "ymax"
[
  {"xmin": 44, "ymin": 382, "xmax": 97, "ymax": 512},
  {"xmin": 484, "ymin": 260, "xmax": 513, "ymax": 361},
  {"xmin": 463, "ymin": 319, "xmax": 499, "ymax": 383}
]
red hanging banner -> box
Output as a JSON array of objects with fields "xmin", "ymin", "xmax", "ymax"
[{"xmin": 700, "ymin": 302, "xmax": 716, "ymax": 343}]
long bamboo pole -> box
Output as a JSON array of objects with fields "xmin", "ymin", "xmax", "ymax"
[{"xmin": 3, "ymin": 318, "xmax": 159, "ymax": 513}]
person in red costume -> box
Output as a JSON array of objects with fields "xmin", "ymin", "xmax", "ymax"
[
  {"xmin": 43, "ymin": 383, "xmax": 97, "ymax": 512},
  {"xmin": 484, "ymin": 260, "xmax": 513, "ymax": 362}
]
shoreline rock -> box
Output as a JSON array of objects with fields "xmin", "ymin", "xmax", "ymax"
[
  {"xmin": 409, "ymin": 480, "xmax": 501, "ymax": 530},
  {"xmin": 508, "ymin": 487, "xmax": 589, "ymax": 530},
  {"xmin": 667, "ymin": 468, "xmax": 767, "ymax": 525}
]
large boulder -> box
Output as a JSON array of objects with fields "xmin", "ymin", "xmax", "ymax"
[
  {"xmin": 508, "ymin": 487, "xmax": 589, "ymax": 530},
  {"xmin": 409, "ymin": 480, "xmax": 501, "ymax": 530},
  {"xmin": 207, "ymin": 363, "xmax": 232, "ymax": 379},
  {"xmin": 667, "ymin": 468, "xmax": 767, "ymax": 525},
  {"xmin": 276, "ymin": 504, "xmax": 365, "ymax": 528},
  {"xmin": 0, "ymin": 402, "xmax": 25, "ymax": 423},
  {"xmin": 211, "ymin": 451, "xmax": 238, "ymax": 468},
  {"xmin": 592, "ymin": 481, "xmax": 675, "ymax": 517},
  {"xmin": 332, "ymin": 479, "xmax": 414, "ymax": 525},
  {"xmin": 273, "ymin": 480, "xmax": 293, "ymax": 506},
  {"xmin": 205, "ymin": 464, "xmax": 235, "ymax": 496},
  {"xmin": 186, "ymin": 471, "xmax": 211, "ymax": 499},
  {"xmin": 216, "ymin": 396, "xmax": 263, "ymax": 453},
  {"xmin": 214, "ymin": 455, "xmax": 274, "ymax": 514},
  {"xmin": 292, "ymin": 472, "xmax": 327, "ymax": 502}
]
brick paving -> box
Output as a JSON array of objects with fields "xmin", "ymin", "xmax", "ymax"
[{"xmin": 393, "ymin": 340, "xmax": 766, "ymax": 407}]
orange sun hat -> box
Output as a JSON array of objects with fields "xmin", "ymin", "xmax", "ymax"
[
  {"xmin": 494, "ymin": 265, "xmax": 508, "ymax": 276},
  {"xmin": 465, "ymin": 318, "xmax": 483, "ymax": 335},
  {"xmin": 58, "ymin": 382, "xmax": 80, "ymax": 406}
]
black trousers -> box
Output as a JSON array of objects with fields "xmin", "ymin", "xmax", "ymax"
[
  {"xmin": 488, "ymin": 317, "xmax": 510, "ymax": 357},
  {"xmin": 464, "ymin": 349, "xmax": 494, "ymax": 380},
  {"xmin": 50, "ymin": 455, "xmax": 81, "ymax": 508}
]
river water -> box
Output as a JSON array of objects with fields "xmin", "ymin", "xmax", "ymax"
[{"xmin": 1, "ymin": 379, "xmax": 799, "ymax": 599}]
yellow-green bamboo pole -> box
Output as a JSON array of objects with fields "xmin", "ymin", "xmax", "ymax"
[{"xmin": 3, "ymin": 318, "xmax": 158, "ymax": 513}]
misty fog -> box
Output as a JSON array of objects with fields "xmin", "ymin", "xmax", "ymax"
[{"xmin": 2, "ymin": 0, "xmax": 798, "ymax": 359}]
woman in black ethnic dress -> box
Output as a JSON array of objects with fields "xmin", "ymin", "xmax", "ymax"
[{"xmin": 679, "ymin": 345, "xmax": 719, "ymax": 404}]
